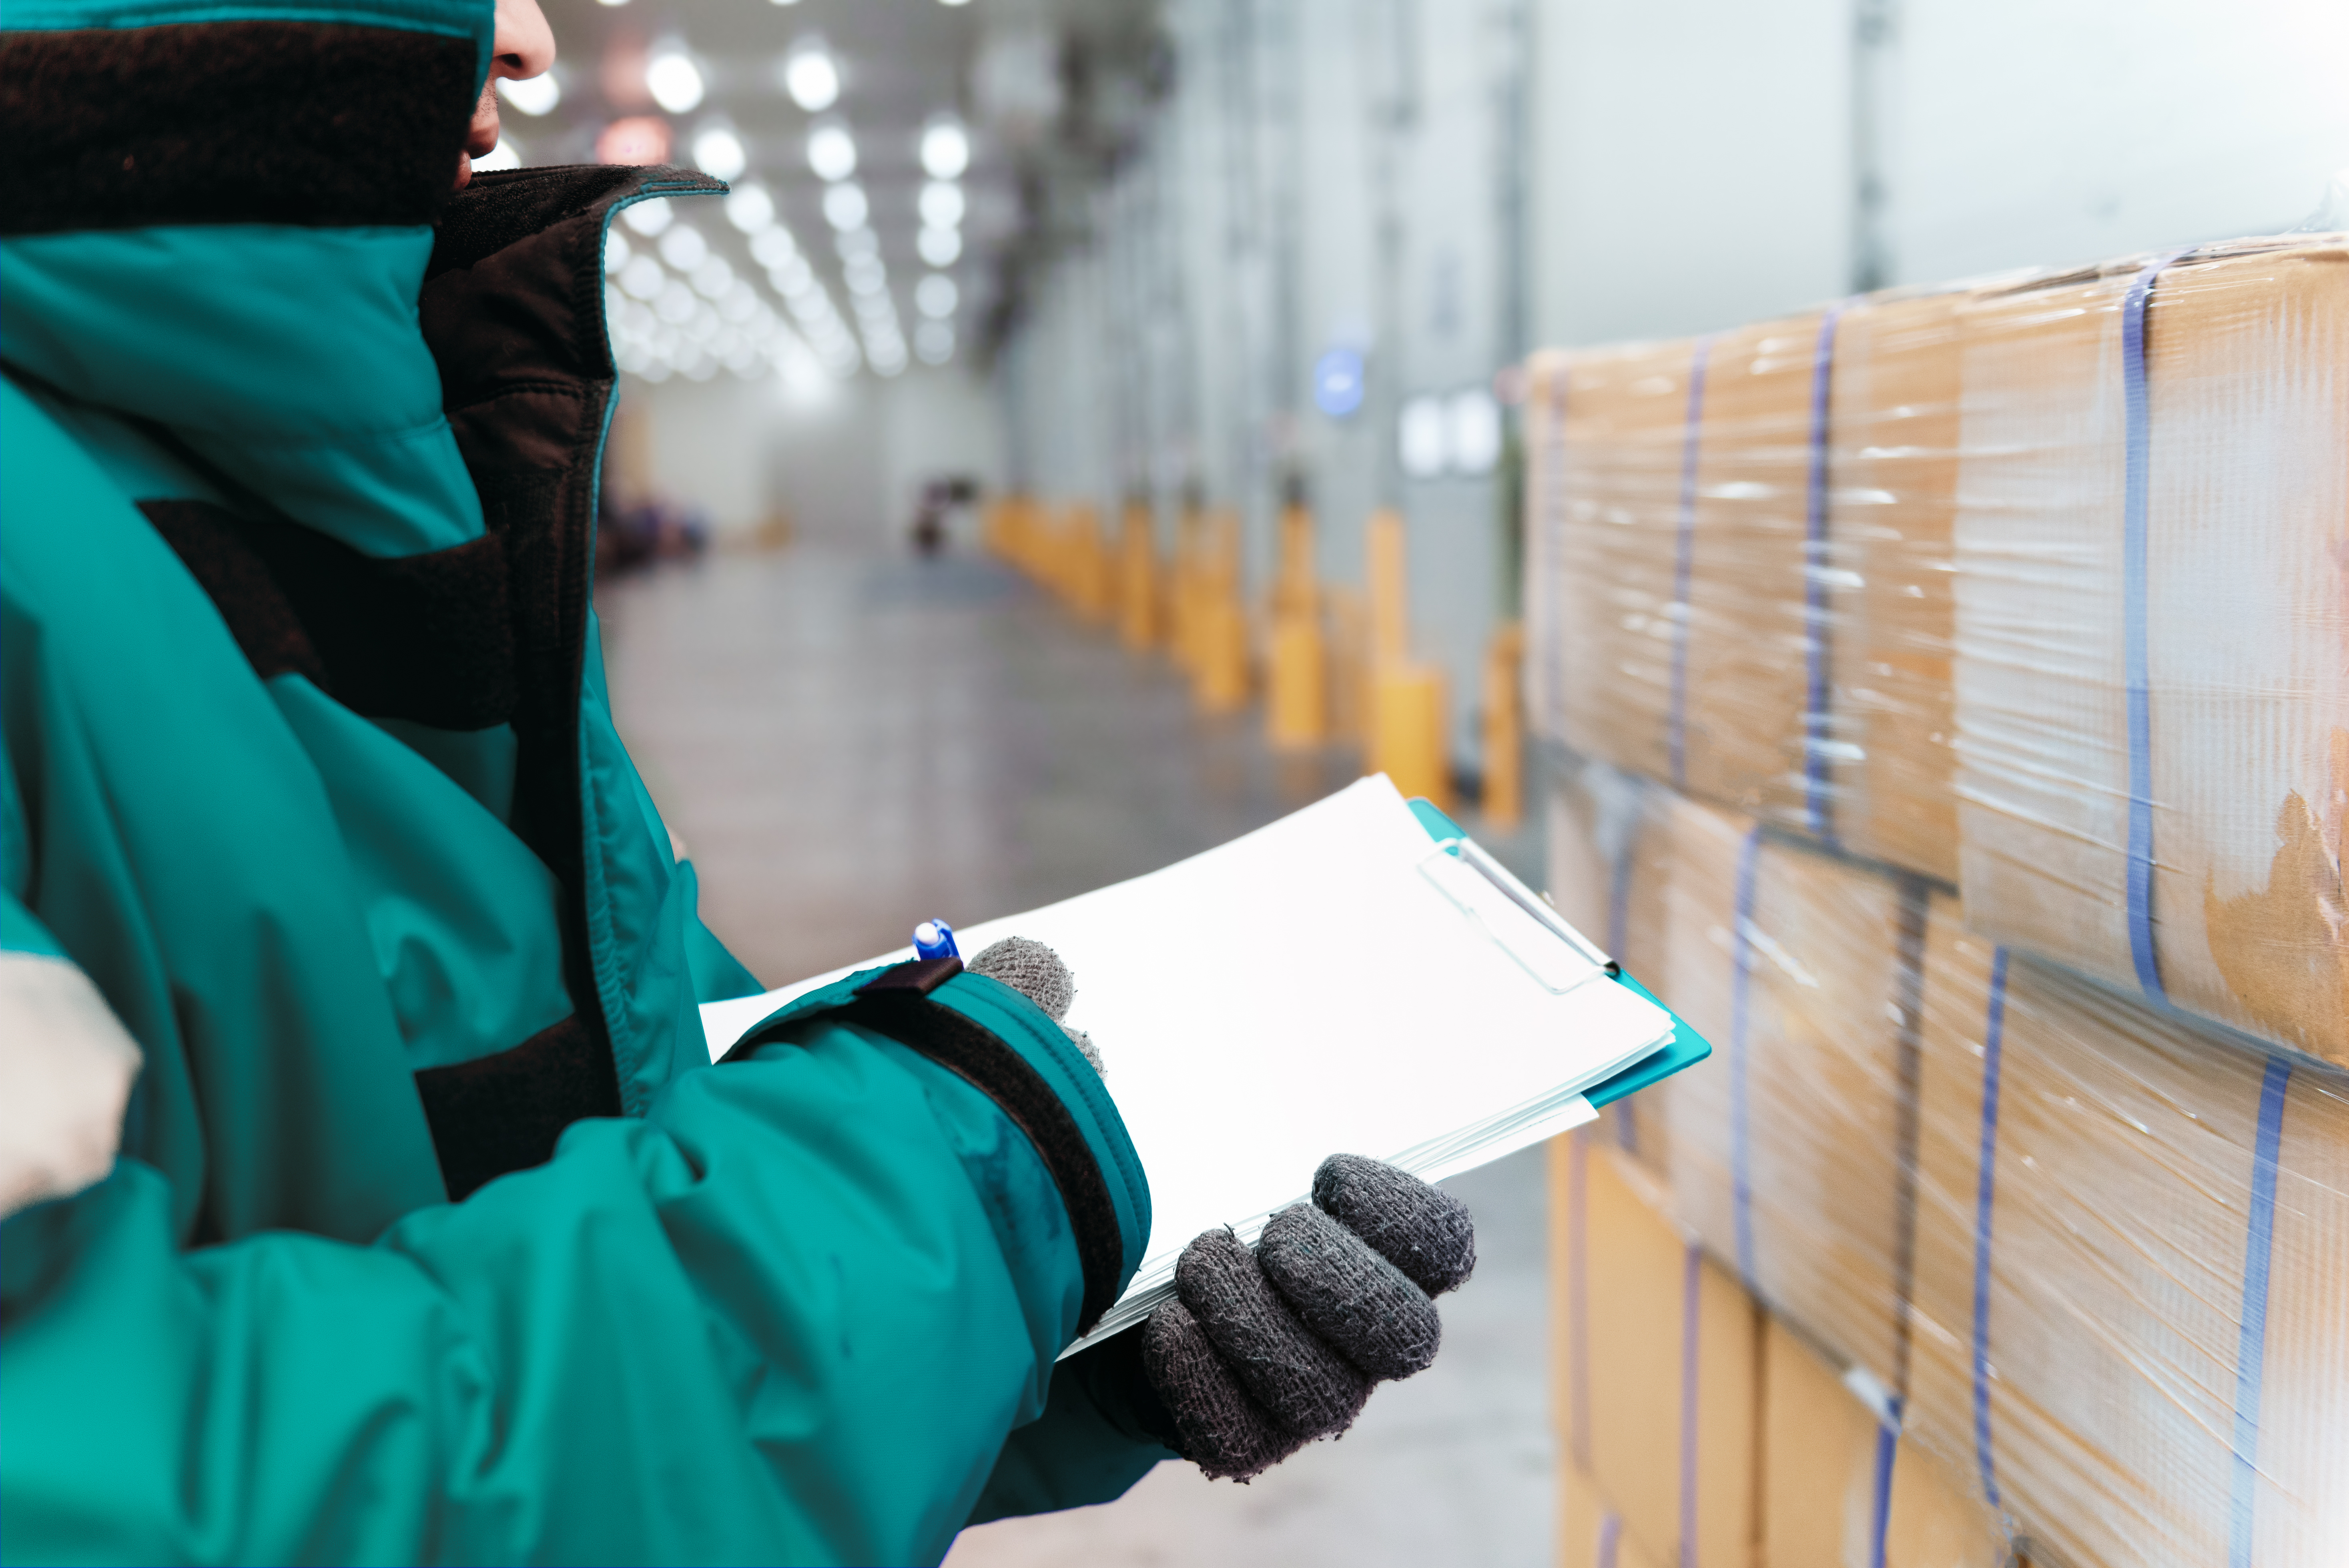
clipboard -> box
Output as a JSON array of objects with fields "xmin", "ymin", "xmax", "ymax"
[{"xmin": 1404, "ymin": 797, "xmax": 1712, "ymax": 1111}]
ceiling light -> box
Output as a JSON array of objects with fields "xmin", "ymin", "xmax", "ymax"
[
  {"xmin": 604, "ymin": 231, "xmax": 632, "ymax": 273},
  {"xmin": 844, "ymin": 254, "xmax": 887, "ymax": 295},
  {"xmin": 690, "ymin": 255, "xmax": 736, "ymax": 300},
  {"xmin": 919, "ymin": 119, "xmax": 969, "ymax": 180},
  {"xmin": 498, "ymin": 73, "xmax": 561, "ymax": 116},
  {"xmin": 916, "ymin": 321, "xmax": 954, "ymax": 363},
  {"xmin": 658, "ymin": 224, "xmax": 708, "ymax": 271},
  {"xmin": 915, "ymin": 273, "xmax": 958, "ymax": 319},
  {"xmin": 646, "ymin": 50, "xmax": 704, "ymax": 115},
  {"xmin": 621, "ymin": 199, "xmax": 673, "ymax": 237},
  {"xmin": 620, "ymin": 254, "xmax": 666, "ymax": 300},
  {"xmin": 939, "ymin": 0, "xmax": 971, "ymax": 8},
  {"xmin": 597, "ymin": 0, "xmax": 628, "ymax": 9},
  {"xmin": 750, "ymin": 228, "xmax": 797, "ymax": 267},
  {"xmin": 599, "ymin": 116, "xmax": 671, "ymax": 166},
  {"xmin": 474, "ymin": 138, "xmax": 522, "ymax": 173},
  {"xmin": 725, "ymin": 184, "xmax": 776, "ymax": 235},
  {"xmin": 656, "ymin": 279, "xmax": 698, "ymax": 325},
  {"xmin": 692, "ymin": 126, "xmax": 746, "ymax": 182},
  {"xmin": 806, "ymin": 122, "xmax": 857, "ymax": 182},
  {"xmin": 917, "ymin": 226, "xmax": 962, "ymax": 267},
  {"xmin": 822, "ymin": 182, "xmax": 868, "ymax": 231},
  {"xmin": 782, "ymin": 45, "xmax": 839, "ymax": 111},
  {"xmin": 918, "ymin": 180, "xmax": 965, "ymax": 229},
  {"xmin": 834, "ymin": 227, "xmax": 878, "ymax": 259}
]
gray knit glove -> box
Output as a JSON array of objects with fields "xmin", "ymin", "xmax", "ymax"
[
  {"xmin": 1139, "ymin": 1155, "xmax": 1476, "ymax": 1479},
  {"xmin": 968, "ymin": 935, "xmax": 1104, "ymax": 1077},
  {"xmin": 967, "ymin": 936, "xmax": 1478, "ymax": 1480}
]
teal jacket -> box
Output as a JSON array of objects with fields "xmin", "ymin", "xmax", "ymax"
[{"xmin": 0, "ymin": 2, "xmax": 1172, "ymax": 1560}]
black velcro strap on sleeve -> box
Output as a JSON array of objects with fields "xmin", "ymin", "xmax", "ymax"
[
  {"xmin": 138, "ymin": 498, "xmax": 518, "ymax": 730},
  {"xmin": 842, "ymin": 976, "xmax": 1124, "ymax": 1335}
]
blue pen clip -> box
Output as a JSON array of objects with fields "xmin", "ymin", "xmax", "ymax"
[{"xmin": 913, "ymin": 918, "xmax": 960, "ymax": 962}]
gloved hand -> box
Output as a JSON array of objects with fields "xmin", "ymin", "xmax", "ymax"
[
  {"xmin": 969, "ymin": 935, "xmax": 1105, "ymax": 1077},
  {"xmin": 967, "ymin": 934, "xmax": 1477, "ymax": 1482}
]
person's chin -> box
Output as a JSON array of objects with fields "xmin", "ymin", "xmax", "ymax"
[{"xmin": 453, "ymin": 151, "xmax": 475, "ymax": 191}]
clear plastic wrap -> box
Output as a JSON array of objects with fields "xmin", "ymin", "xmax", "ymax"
[
  {"xmin": 1526, "ymin": 236, "xmax": 2349, "ymax": 1067},
  {"xmin": 1547, "ymin": 760, "xmax": 2349, "ymax": 1568},
  {"xmin": 1950, "ymin": 241, "xmax": 2349, "ymax": 1064}
]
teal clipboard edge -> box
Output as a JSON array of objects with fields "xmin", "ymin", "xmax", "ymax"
[{"xmin": 1406, "ymin": 796, "xmax": 1712, "ymax": 1109}]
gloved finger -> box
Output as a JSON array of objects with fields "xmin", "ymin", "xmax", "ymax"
[
  {"xmin": 1257, "ymin": 1202, "xmax": 1442, "ymax": 1381},
  {"xmin": 1142, "ymin": 1300, "xmax": 1308, "ymax": 1482},
  {"xmin": 967, "ymin": 936, "xmax": 1074, "ymax": 1021},
  {"xmin": 1313, "ymin": 1153, "xmax": 1477, "ymax": 1295},
  {"xmin": 1173, "ymin": 1227, "xmax": 1371, "ymax": 1439}
]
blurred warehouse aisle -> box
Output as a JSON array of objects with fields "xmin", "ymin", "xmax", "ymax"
[{"xmin": 599, "ymin": 543, "xmax": 1553, "ymax": 1566}]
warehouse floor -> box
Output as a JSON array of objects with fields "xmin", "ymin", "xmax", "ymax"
[{"xmin": 600, "ymin": 543, "xmax": 1555, "ymax": 1567}]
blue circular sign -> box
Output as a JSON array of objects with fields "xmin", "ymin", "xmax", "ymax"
[{"xmin": 1313, "ymin": 347, "xmax": 1365, "ymax": 419}]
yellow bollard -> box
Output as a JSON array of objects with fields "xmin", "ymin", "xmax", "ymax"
[
  {"xmin": 1167, "ymin": 509, "xmax": 1201, "ymax": 674},
  {"xmin": 1358, "ymin": 507, "xmax": 1450, "ymax": 807},
  {"xmin": 1192, "ymin": 509, "xmax": 1251, "ymax": 712},
  {"xmin": 1117, "ymin": 501, "xmax": 1159, "ymax": 650},
  {"xmin": 1266, "ymin": 615, "xmax": 1328, "ymax": 747},
  {"xmin": 1481, "ymin": 621, "xmax": 1525, "ymax": 828},
  {"xmin": 1366, "ymin": 507, "xmax": 1410, "ymax": 664},
  {"xmin": 1067, "ymin": 502, "xmax": 1113, "ymax": 623},
  {"xmin": 1265, "ymin": 503, "xmax": 1327, "ymax": 749},
  {"xmin": 1369, "ymin": 661, "xmax": 1452, "ymax": 811}
]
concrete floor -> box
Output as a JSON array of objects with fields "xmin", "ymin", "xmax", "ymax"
[{"xmin": 600, "ymin": 545, "xmax": 1556, "ymax": 1568}]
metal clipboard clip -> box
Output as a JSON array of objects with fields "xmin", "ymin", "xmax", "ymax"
[{"xmin": 1416, "ymin": 834, "xmax": 1615, "ymax": 997}]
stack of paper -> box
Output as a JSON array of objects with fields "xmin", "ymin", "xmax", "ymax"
[{"xmin": 700, "ymin": 775, "xmax": 1677, "ymax": 1349}]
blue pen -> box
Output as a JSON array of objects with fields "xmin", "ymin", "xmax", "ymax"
[{"xmin": 913, "ymin": 918, "xmax": 960, "ymax": 962}]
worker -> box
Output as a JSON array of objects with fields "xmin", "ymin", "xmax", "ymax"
[{"xmin": 0, "ymin": 0, "xmax": 1474, "ymax": 1561}]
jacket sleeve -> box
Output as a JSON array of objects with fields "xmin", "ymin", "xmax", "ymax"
[
  {"xmin": 1, "ymin": 989, "xmax": 1149, "ymax": 1567},
  {"xmin": 967, "ymin": 1328, "xmax": 1184, "ymax": 1525},
  {"xmin": 673, "ymin": 856, "xmax": 765, "ymax": 1005}
]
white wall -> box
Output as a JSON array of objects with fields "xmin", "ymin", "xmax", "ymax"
[
  {"xmin": 1886, "ymin": 0, "xmax": 2349, "ymax": 283},
  {"xmin": 1525, "ymin": 0, "xmax": 2349, "ymax": 346},
  {"xmin": 1527, "ymin": 0, "xmax": 1855, "ymax": 347},
  {"xmin": 632, "ymin": 363, "xmax": 1007, "ymax": 547}
]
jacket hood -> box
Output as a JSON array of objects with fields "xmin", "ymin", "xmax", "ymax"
[{"xmin": 0, "ymin": 0, "xmax": 499, "ymax": 557}]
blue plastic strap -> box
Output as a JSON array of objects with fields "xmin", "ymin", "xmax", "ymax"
[
  {"xmin": 1802, "ymin": 303, "xmax": 1847, "ymax": 841},
  {"xmin": 1969, "ymin": 947, "xmax": 2010, "ymax": 1512},
  {"xmin": 1867, "ymin": 1401, "xmax": 1903, "ymax": 1568},
  {"xmin": 1679, "ymin": 1242, "xmax": 1703, "ymax": 1568},
  {"xmin": 1568, "ymin": 1130, "xmax": 1594, "ymax": 1474},
  {"xmin": 2227, "ymin": 1055, "xmax": 2294, "ymax": 1568},
  {"xmin": 1668, "ymin": 338, "xmax": 1714, "ymax": 791},
  {"xmin": 2122, "ymin": 252, "xmax": 2188, "ymax": 1001},
  {"xmin": 1728, "ymin": 824, "xmax": 1764, "ymax": 1288}
]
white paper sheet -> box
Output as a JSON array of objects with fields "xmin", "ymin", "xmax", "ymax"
[{"xmin": 699, "ymin": 775, "xmax": 1673, "ymax": 1349}]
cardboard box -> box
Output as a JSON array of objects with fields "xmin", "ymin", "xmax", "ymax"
[
  {"xmin": 1905, "ymin": 950, "xmax": 2349, "ymax": 1568},
  {"xmin": 1560, "ymin": 1466, "xmax": 1667, "ymax": 1568},
  {"xmin": 1545, "ymin": 761, "xmax": 1675, "ymax": 1171},
  {"xmin": 1952, "ymin": 240, "xmax": 2349, "ymax": 1065},
  {"xmin": 1552, "ymin": 1134, "xmax": 1763, "ymax": 1568},
  {"xmin": 1763, "ymin": 1316, "xmax": 2011, "ymax": 1568},
  {"xmin": 1823, "ymin": 291, "xmax": 1968, "ymax": 884},
  {"xmin": 1653, "ymin": 806, "xmax": 1936, "ymax": 1398},
  {"xmin": 1681, "ymin": 314, "xmax": 1830, "ymax": 822},
  {"xmin": 1533, "ymin": 338, "xmax": 1700, "ymax": 786}
]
